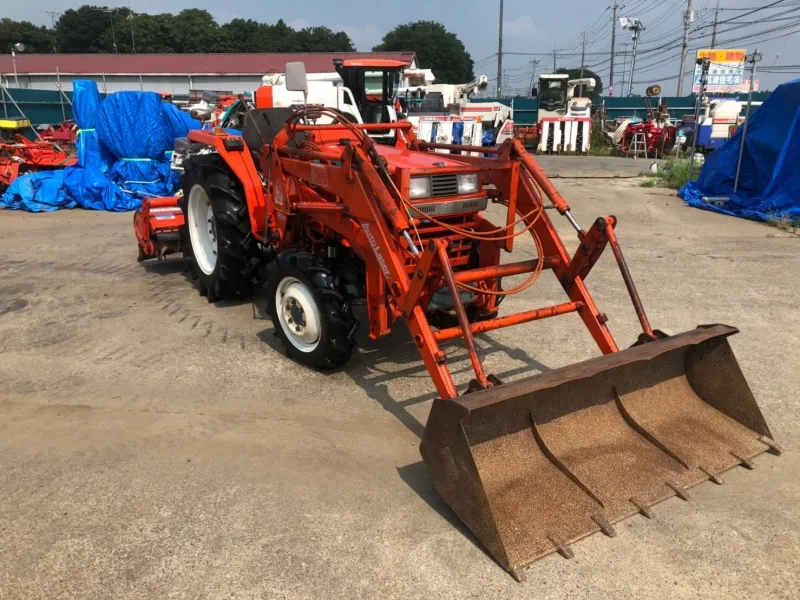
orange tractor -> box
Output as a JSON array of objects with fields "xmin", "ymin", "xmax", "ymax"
[{"xmin": 135, "ymin": 62, "xmax": 778, "ymax": 579}]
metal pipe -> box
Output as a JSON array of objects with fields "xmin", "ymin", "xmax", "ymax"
[
  {"xmin": 0, "ymin": 80, "xmax": 43, "ymax": 141},
  {"xmin": 437, "ymin": 243, "xmax": 489, "ymax": 387},
  {"xmin": 734, "ymin": 50, "xmax": 761, "ymax": 194},
  {"xmin": 434, "ymin": 301, "xmax": 583, "ymax": 342},
  {"xmin": 292, "ymin": 122, "xmax": 414, "ymax": 132},
  {"xmin": 12, "ymin": 48, "xmax": 18, "ymax": 87},
  {"xmin": 605, "ymin": 223, "xmax": 655, "ymax": 339},
  {"xmin": 687, "ymin": 58, "xmax": 709, "ymax": 181},
  {"xmin": 564, "ymin": 211, "xmax": 582, "ymax": 232},
  {"xmin": 417, "ymin": 141, "xmax": 499, "ymax": 154},
  {"xmin": 403, "ymin": 230, "xmax": 420, "ymax": 255},
  {"xmin": 454, "ymin": 258, "xmax": 558, "ymax": 284},
  {"xmin": 56, "ymin": 66, "xmax": 66, "ymax": 121}
]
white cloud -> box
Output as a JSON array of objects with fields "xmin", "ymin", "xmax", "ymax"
[
  {"xmin": 337, "ymin": 24, "xmax": 381, "ymax": 51},
  {"xmin": 504, "ymin": 15, "xmax": 537, "ymax": 38},
  {"xmin": 287, "ymin": 18, "xmax": 312, "ymax": 30},
  {"xmin": 285, "ymin": 19, "xmax": 380, "ymax": 50}
]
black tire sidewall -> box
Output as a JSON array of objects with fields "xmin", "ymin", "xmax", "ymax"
[{"xmin": 265, "ymin": 251, "xmax": 354, "ymax": 370}]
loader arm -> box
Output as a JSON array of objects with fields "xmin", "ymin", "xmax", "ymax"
[{"xmin": 162, "ymin": 105, "xmax": 778, "ymax": 581}]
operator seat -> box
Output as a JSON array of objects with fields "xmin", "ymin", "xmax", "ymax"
[{"xmin": 242, "ymin": 108, "xmax": 304, "ymax": 156}]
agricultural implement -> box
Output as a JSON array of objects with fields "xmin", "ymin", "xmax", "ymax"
[
  {"xmin": 134, "ymin": 62, "xmax": 779, "ymax": 579},
  {"xmin": 620, "ymin": 85, "xmax": 677, "ymax": 158},
  {"xmin": 0, "ymin": 118, "xmax": 76, "ymax": 191}
]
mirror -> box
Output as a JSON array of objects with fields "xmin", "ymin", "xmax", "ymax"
[{"xmin": 285, "ymin": 62, "xmax": 308, "ymax": 94}]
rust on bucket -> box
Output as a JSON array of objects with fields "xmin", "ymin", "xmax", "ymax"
[{"xmin": 420, "ymin": 324, "xmax": 780, "ymax": 578}]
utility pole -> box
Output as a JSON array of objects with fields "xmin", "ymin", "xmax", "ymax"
[
  {"xmin": 710, "ymin": 0, "xmax": 721, "ymax": 49},
  {"xmin": 580, "ymin": 30, "xmax": 587, "ymax": 78},
  {"xmin": 621, "ymin": 42, "xmax": 628, "ymax": 96},
  {"xmin": 497, "ymin": 0, "xmax": 504, "ymax": 97},
  {"xmin": 610, "ymin": 3, "xmax": 620, "ymax": 94},
  {"xmin": 45, "ymin": 11, "xmax": 61, "ymax": 53},
  {"xmin": 128, "ymin": 1, "xmax": 137, "ymax": 54},
  {"xmin": 553, "ymin": 48, "xmax": 557, "ymax": 72},
  {"xmin": 676, "ymin": 0, "xmax": 694, "ymax": 96},
  {"xmin": 734, "ymin": 50, "xmax": 762, "ymax": 193},
  {"xmin": 527, "ymin": 59, "xmax": 540, "ymax": 97}
]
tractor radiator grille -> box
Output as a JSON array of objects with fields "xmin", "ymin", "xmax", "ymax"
[{"xmin": 430, "ymin": 174, "xmax": 459, "ymax": 197}]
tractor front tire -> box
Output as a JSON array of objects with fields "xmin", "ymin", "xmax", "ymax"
[
  {"xmin": 266, "ymin": 250, "xmax": 356, "ymax": 370},
  {"xmin": 179, "ymin": 156, "xmax": 255, "ymax": 302}
]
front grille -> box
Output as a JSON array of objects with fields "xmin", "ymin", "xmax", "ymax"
[
  {"xmin": 430, "ymin": 174, "xmax": 459, "ymax": 198},
  {"xmin": 413, "ymin": 197, "xmax": 488, "ymax": 217}
]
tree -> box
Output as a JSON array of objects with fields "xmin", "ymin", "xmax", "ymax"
[
  {"xmin": 555, "ymin": 67, "xmax": 604, "ymax": 99},
  {"xmin": 3, "ymin": 6, "xmax": 358, "ymax": 55},
  {"xmin": 373, "ymin": 21, "xmax": 473, "ymax": 83},
  {"xmin": 56, "ymin": 5, "xmax": 114, "ymax": 53},
  {"xmin": 292, "ymin": 27, "xmax": 354, "ymax": 52},
  {"xmin": 170, "ymin": 9, "xmax": 223, "ymax": 53},
  {"xmin": 0, "ymin": 18, "xmax": 52, "ymax": 53},
  {"xmin": 127, "ymin": 13, "xmax": 180, "ymax": 53}
]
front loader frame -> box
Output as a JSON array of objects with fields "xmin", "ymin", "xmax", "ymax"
[{"xmin": 249, "ymin": 115, "xmax": 659, "ymax": 400}]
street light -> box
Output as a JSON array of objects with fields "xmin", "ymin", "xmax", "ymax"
[
  {"xmin": 11, "ymin": 43, "xmax": 25, "ymax": 87},
  {"xmin": 620, "ymin": 17, "xmax": 645, "ymax": 97}
]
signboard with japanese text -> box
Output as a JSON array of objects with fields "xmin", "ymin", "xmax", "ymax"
[{"xmin": 693, "ymin": 48, "xmax": 746, "ymax": 94}]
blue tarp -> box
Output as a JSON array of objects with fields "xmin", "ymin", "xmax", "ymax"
[
  {"xmin": 0, "ymin": 171, "xmax": 75, "ymax": 212},
  {"xmin": 680, "ymin": 78, "xmax": 800, "ymax": 221},
  {"xmin": 1, "ymin": 81, "xmax": 202, "ymax": 213},
  {"xmin": 73, "ymin": 79, "xmax": 109, "ymax": 171}
]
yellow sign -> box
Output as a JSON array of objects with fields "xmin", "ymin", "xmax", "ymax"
[{"xmin": 696, "ymin": 49, "xmax": 746, "ymax": 63}]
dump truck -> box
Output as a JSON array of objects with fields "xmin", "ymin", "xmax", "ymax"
[{"xmin": 134, "ymin": 61, "xmax": 780, "ymax": 580}]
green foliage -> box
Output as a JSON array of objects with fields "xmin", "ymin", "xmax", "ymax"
[
  {"xmin": 643, "ymin": 159, "xmax": 696, "ymax": 189},
  {"xmin": 8, "ymin": 5, "xmax": 355, "ymax": 54},
  {"xmin": 555, "ymin": 67, "xmax": 604, "ymax": 99},
  {"xmin": 56, "ymin": 6, "xmax": 114, "ymax": 53},
  {"xmin": 373, "ymin": 21, "xmax": 473, "ymax": 83},
  {"xmin": 0, "ymin": 18, "xmax": 52, "ymax": 53}
]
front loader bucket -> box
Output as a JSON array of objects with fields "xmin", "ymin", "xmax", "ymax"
[{"xmin": 420, "ymin": 324, "xmax": 780, "ymax": 579}]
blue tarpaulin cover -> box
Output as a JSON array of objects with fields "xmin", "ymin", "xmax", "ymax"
[
  {"xmin": 73, "ymin": 80, "xmax": 109, "ymax": 171},
  {"xmin": 680, "ymin": 78, "xmax": 800, "ymax": 221},
  {"xmin": 1, "ymin": 81, "xmax": 202, "ymax": 212}
]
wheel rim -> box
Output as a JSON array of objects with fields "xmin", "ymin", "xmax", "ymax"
[
  {"xmin": 187, "ymin": 184, "xmax": 217, "ymax": 276},
  {"xmin": 275, "ymin": 276, "xmax": 321, "ymax": 353}
]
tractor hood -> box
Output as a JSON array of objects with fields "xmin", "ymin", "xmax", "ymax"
[{"xmin": 375, "ymin": 145, "xmax": 471, "ymax": 171}]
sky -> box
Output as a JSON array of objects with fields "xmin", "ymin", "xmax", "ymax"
[{"xmin": 6, "ymin": 0, "xmax": 800, "ymax": 94}]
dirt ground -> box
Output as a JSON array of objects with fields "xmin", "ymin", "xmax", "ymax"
[{"xmin": 1, "ymin": 157, "xmax": 799, "ymax": 599}]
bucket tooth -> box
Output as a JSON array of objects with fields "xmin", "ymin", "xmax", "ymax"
[
  {"xmin": 548, "ymin": 536, "xmax": 574, "ymax": 559},
  {"xmin": 420, "ymin": 325, "xmax": 778, "ymax": 576},
  {"xmin": 629, "ymin": 497, "xmax": 655, "ymax": 519},
  {"xmin": 591, "ymin": 514, "xmax": 617, "ymax": 538},
  {"xmin": 699, "ymin": 467, "xmax": 724, "ymax": 485}
]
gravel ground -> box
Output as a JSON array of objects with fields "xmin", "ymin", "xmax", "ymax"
[{"xmin": 1, "ymin": 157, "xmax": 798, "ymax": 599}]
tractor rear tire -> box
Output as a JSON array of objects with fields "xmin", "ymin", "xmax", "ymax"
[
  {"xmin": 266, "ymin": 250, "xmax": 357, "ymax": 370},
  {"xmin": 179, "ymin": 156, "xmax": 256, "ymax": 302}
]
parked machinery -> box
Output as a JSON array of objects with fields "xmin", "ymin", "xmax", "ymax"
[
  {"xmin": 134, "ymin": 62, "xmax": 778, "ymax": 580},
  {"xmin": 537, "ymin": 74, "xmax": 596, "ymax": 154},
  {"xmin": 620, "ymin": 85, "xmax": 677, "ymax": 158},
  {"xmin": 0, "ymin": 117, "xmax": 76, "ymax": 191},
  {"xmin": 679, "ymin": 97, "xmax": 761, "ymax": 154}
]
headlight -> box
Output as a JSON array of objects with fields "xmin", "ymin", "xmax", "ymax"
[
  {"xmin": 409, "ymin": 177, "xmax": 432, "ymax": 199},
  {"xmin": 457, "ymin": 173, "xmax": 479, "ymax": 194}
]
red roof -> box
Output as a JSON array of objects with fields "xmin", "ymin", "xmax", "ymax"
[{"xmin": 0, "ymin": 52, "xmax": 417, "ymax": 76}]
